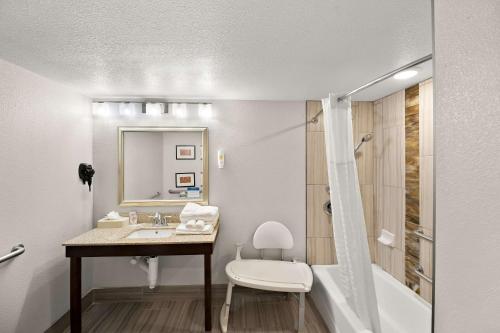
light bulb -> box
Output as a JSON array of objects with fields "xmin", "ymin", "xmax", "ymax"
[
  {"xmin": 145, "ymin": 103, "xmax": 164, "ymax": 116},
  {"xmin": 93, "ymin": 102, "xmax": 110, "ymax": 117},
  {"xmin": 119, "ymin": 102, "xmax": 133, "ymax": 116},
  {"xmin": 172, "ymin": 103, "xmax": 188, "ymax": 118}
]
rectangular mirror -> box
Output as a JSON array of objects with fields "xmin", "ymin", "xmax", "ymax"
[{"xmin": 118, "ymin": 127, "xmax": 208, "ymax": 206}]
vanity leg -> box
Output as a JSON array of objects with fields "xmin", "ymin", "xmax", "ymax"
[
  {"xmin": 204, "ymin": 253, "xmax": 212, "ymax": 331},
  {"xmin": 70, "ymin": 257, "xmax": 82, "ymax": 333}
]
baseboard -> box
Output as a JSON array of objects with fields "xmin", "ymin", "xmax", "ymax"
[{"xmin": 45, "ymin": 289, "xmax": 94, "ymax": 333}]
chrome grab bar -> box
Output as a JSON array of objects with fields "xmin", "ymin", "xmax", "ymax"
[
  {"xmin": 415, "ymin": 265, "xmax": 433, "ymax": 283},
  {"xmin": 414, "ymin": 229, "xmax": 433, "ymax": 242},
  {"xmin": 0, "ymin": 244, "xmax": 25, "ymax": 264},
  {"xmin": 149, "ymin": 191, "xmax": 161, "ymax": 199}
]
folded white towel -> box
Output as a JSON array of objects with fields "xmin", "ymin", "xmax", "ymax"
[
  {"xmin": 180, "ymin": 213, "xmax": 219, "ymax": 224},
  {"xmin": 180, "ymin": 203, "xmax": 219, "ymax": 223},
  {"xmin": 176, "ymin": 222, "xmax": 214, "ymax": 235},
  {"xmin": 181, "ymin": 203, "xmax": 219, "ymax": 216},
  {"xmin": 185, "ymin": 219, "xmax": 205, "ymax": 230}
]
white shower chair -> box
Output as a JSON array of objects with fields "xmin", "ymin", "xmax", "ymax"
[{"xmin": 220, "ymin": 221, "xmax": 313, "ymax": 332}]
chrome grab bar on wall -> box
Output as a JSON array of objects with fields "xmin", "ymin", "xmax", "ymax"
[
  {"xmin": 415, "ymin": 265, "xmax": 433, "ymax": 283},
  {"xmin": 0, "ymin": 244, "xmax": 25, "ymax": 264},
  {"xmin": 149, "ymin": 192, "xmax": 161, "ymax": 199},
  {"xmin": 414, "ymin": 229, "xmax": 434, "ymax": 242}
]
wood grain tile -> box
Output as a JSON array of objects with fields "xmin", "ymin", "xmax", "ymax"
[
  {"xmin": 306, "ymin": 100, "xmax": 324, "ymax": 132},
  {"xmin": 420, "ymin": 155, "xmax": 434, "ymax": 236},
  {"xmin": 382, "ymin": 90, "xmax": 405, "ymax": 128},
  {"xmin": 391, "ymin": 248, "xmax": 406, "ymax": 284},
  {"xmin": 420, "ymin": 279, "xmax": 433, "ymax": 303},
  {"xmin": 405, "ymin": 84, "xmax": 420, "ymax": 290},
  {"xmin": 61, "ymin": 286, "xmax": 329, "ymax": 333},
  {"xmin": 419, "ymin": 79, "xmax": 433, "ymax": 157},
  {"xmin": 352, "ymin": 101, "xmax": 374, "ymax": 135},
  {"xmin": 306, "ymin": 132, "xmax": 328, "ymax": 185},
  {"xmin": 368, "ymin": 236, "xmax": 377, "ymax": 263},
  {"xmin": 419, "ymin": 238, "xmax": 433, "ymax": 303},
  {"xmin": 373, "ymin": 100, "xmax": 384, "ymax": 241},
  {"xmin": 420, "ymin": 238, "xmax": 433, "ymax": 277},
  {"xmin": 377, "ymin": 244, "xmax": 405, "ymax": 284},
  {"xmin": 307, "ymin": 237, "xmax": 336, "ymax": 265},
  {"xmin": 307, "ymin": 185, "xmax": 333, "ymax": 237},
  {"xmin": 382, "ymin": 126, "xmax": 405, "ymax": 188},
  {"xmin": 360, "ymin": 184, "xmax": 374, "ymax": 237},
  {"xmin": 382, "ymin": 186, "xmax": 405, "ymax": 250}
]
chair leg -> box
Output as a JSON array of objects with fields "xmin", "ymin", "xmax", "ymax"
[
  {"xmin": 220, "ymin": 282, "xmax": 234, "ymax": 333},
  {"xmin": 297, "ymin": 292, "xmax": 305, "ymax": 332}
]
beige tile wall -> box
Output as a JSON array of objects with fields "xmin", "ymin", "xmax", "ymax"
[
  {"xmin": 306, "ymin": 100, "xmax": 375, "ymax": 265},
  {"xmin": 374, "ymin": 90, "xmax": 406, "ymax": 284},
  {"xmin": 419, "ymin": 79, "xmax": 434, "ymax": 302}
]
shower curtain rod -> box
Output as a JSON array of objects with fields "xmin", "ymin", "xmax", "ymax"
[{"xmin": 310, "ymin": 53, "xmax": 432, "ymax": 124}]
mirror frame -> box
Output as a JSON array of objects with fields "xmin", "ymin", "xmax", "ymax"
[{"xmin": 118, "ymin": 126, "xmax": 209, "ymax": 206}]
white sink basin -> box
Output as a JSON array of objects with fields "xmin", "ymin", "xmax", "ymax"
[{"xmin": 126, "ymin": 229, "xmax": 172, "ymax": 239}]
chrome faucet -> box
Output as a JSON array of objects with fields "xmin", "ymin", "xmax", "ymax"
[
  {"xmin": 152, "ymin": 212, "xmax": 162, "ymax": 226},
  {"xmin": 152, "ymin": 212, "xmax": 170, "ymax": 227}
]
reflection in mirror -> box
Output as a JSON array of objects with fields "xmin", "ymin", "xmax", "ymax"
[{"xmin": 118, "ymin": 127, "xmax": 208, "ymax": 206}]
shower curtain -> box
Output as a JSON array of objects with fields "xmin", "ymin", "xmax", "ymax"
[{"xmin": 322, "ymin": 94, "xmax": 381, "ymax": 333}]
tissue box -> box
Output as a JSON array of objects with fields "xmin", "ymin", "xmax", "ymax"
[{"xmin": 97, "ymin": 217, "xmax": 129, "ymax": 228}]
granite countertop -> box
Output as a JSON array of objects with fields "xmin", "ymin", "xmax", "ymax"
[{"xmin": 63, "ymin": 222, "xmax": 219, "ymax": 246}]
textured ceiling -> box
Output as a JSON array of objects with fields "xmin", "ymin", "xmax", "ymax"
[{"xmin": 0, "ymin": 0, "xmax": 432, "ymax": 100}]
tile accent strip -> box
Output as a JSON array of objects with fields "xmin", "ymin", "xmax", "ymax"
[{"xmin": 404, "ymin": 84, "xmax": 421, "ymax": 291}]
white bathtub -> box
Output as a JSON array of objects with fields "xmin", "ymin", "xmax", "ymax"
[{"xmin": 310, "ymin": 264, "xmax": 431, "ymax": 333}]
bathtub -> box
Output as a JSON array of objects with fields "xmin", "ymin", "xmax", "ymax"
[{"xmin": 310, "ymin": 264, "xmax": 431, "ymax": 333}]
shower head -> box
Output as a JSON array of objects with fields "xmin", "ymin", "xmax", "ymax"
[{"xmin": 354, "ymin": 133, "xmax": 373, "ymax": 153}]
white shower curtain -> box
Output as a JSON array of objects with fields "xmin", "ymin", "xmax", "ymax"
[{"xmin": 322, "ymin": 94, "xmax": 381, "ymax": 333}]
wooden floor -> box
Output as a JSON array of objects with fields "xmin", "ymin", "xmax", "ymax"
[{"xmin": 62, "ymin": 286, "xmax": 329, "ymax": 333}]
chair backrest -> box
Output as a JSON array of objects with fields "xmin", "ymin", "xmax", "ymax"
[{"xmin": 253, "ymin": 221, "xmax": 294, "ymax": 250}]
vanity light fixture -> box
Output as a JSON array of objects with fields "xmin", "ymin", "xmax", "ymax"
[
  {"xmin": 198, "ymin": 103, "xmax": 213, "ymax": 118},
  {"xmin": 145, "ymin": 103, "xmax": 165, "ymax": 116},
  {"xmin": 93, "ymin": 102, "xmax": 110, "ymax": 117},
  {"xmin": 171, "ymin": 103, "xmax": 188, "ymax": 118},
  {"xmin": 393, "ymin": 69, "xmax": 418, "ymax": 80}
]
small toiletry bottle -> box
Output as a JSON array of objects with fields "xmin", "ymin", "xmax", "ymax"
[{"xmin": 129, "ymin": 211, "xmax": 138, "ymax": 225}]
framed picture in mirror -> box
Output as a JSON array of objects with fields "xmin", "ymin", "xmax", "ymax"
[
  {"xmin": 175, "ymin": 172, "xmax": 195, "ymax": 187},
  {"xmin": 176, "ymin": 145, "xmax": 196, "ymax": 160}
]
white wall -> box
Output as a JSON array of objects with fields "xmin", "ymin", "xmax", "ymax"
[
  {"xmin": 0, "ymin": 59, "xmax": 93, "ymax": 332},
  {"xmin": 433, "ymin": 1, "xmax": 500, "ymax": 331},
  {"xmin": 92, "ymin": 101, "xmax": 306, "ymax": 286}
]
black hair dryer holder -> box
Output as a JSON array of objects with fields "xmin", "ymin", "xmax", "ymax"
[{"xmin": 79, "ymin": 163, "xmax": 95, "ymax": 192}]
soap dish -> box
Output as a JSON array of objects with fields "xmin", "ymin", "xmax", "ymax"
[{"xmin": 377, "ymin": 229, "xmax": 395, "ymax": 247}]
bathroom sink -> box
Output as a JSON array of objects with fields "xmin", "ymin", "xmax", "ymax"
[{"xmin": 126, "ymin": 229, "xmax": 172, "ymax": 239}]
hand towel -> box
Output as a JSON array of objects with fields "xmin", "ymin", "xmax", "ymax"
[
  {"xmin": 185, "ymin": 219, "xmax": 205, "ymax": 230},
  {"xmin": 176, "ymin": 222, "xmax": 214, "ymax": 235}
]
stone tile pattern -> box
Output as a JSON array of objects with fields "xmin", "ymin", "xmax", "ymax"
[{"xmin": 405, "ymin": 84, "xmax": 421, "ymax": 291}]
